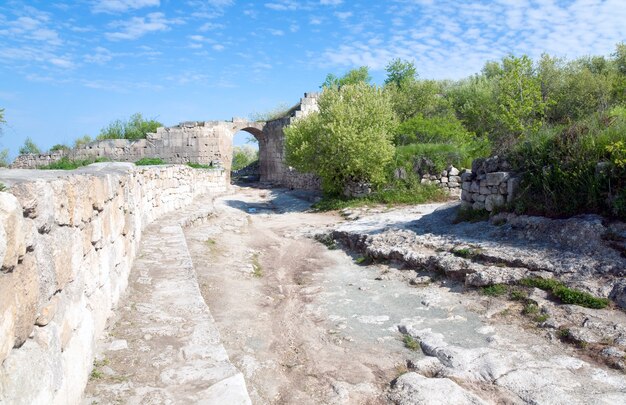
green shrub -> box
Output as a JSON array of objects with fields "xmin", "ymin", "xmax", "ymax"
[
  {"xmin": 311, "ymin": 183, "xmax": 445, "ymax": 211},
  {"xmin": 552, "ymin": 285, "xmax": 609, "ymax": 309},
  {"xmin": 19, "ymin": 137, "xmax": 41, "ymax": 155},
  {"xmin": 40, "ymin": 157, "xmax": 110, "ymax": 170},
  {"xmin": 135, "ymin": 157, "xmax": 166, "ymax": 166},
  {"xmin": 285, "ymin": 82, "xmax": 396, "ymax": 195},
  {"xmin": 98, "ymin": 113, "xmax": 161, "ymax": 141},
  {"xmin": 0, "ymin": 148, "xmax": 9, "ymax": 167},
  {"xmin": 0, "ymin": 183, "xmax": 6, "ymax": 192},
  {"xmin": 403, "ymin": 334, "xmax": 420, "ymax": 351},
  {"xmin": 232, "ymin": 145, "xmax": 258, "ymax": 171},
  {"xmin": 510, "ymin": 113, "xmax": 626, "ymax": 219},
  {"xmin": 50, "ymin": 144, "xmax": 69, "ymax": 152},
  {"xmin": 520, "ymin": 277, "xmax": 609, "ymax": 309},
  {"xmin": 481, "ymin": 284, "xmax": 508, "ymax": 297}
]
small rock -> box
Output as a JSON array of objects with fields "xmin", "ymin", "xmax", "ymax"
[{"xmin": 108, "ymin": 339, "xmax": 128, "ymax": 351}]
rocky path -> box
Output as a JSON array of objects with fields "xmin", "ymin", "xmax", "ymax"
[
  {"xmin": 84, "ymin": 186, "xmax": 626, "ymax": 404},
  {"xmin": 83, "ymin": 198, "xmax": 251, "ymax": 404},
  {"xmin": 185, "ymin": 187, "xmax": 626, "ymax": 404}
]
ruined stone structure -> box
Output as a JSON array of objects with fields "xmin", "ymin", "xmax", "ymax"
[
  {"xmin": 460, "ymin": 156, "xmax": 520, "ymax": 212},
  {"xmin": 10, "ymin": 93, "xmax": 321, "ymax": 190},
  {"xmin": 0, "ymin": 163, "xmax": 228, "ymax": 404}
]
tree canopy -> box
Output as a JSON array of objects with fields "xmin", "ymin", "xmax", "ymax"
[{"xmin": 286, "ymin": 82, "xmax": 396, "ymax": 194}]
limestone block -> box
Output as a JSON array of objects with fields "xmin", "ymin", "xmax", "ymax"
[
  {"xmin": 485, "ymin": 194, "xmax": 505, "ymax": 211},
  {"xmin": 472, "ymin": 201, "xmax": 485, "ymax": 211},
  {"xmin": 460, "ymin": 171, "xmax": 474, "ymax": 182},
  {"xmin": 507, "ymin": 177, "xmax": 521, "ymax": 203},
  {"xmin": 609, "ymin": 280, "xmax": 626, "ymax": 310},
  {"xmin": 470, "ymin": 182, "xmax": 480, "ymax": 193},
  {"xmin": 474, "ymin": 194, "xmax": 486, "ymax": 203},
  {"xmin": 486, "ymin": 171, "xmax": 511, "ymax": 186},
  {"xmin": 36, "ymin": 295, "xmax": 60, "ymax": 326},
  {"xmin": 0, "ymin": 193, "xmax": 26, "ymax": 272},
  {"xmin": 448, "ymin": 166, "xmax": 460, "ymax": 176},
  {"xmin": 479, "ymin": 186, "xmax": 490, "ymax": 195},
  {"xmin": 12, "ymin": 254, "xmax": 40, "ymax": 348},
  {"xmin": 461, "ymin": 182, "xmax": 471, "ymax": 191},
  {"xmin": 440, "ymin": 176, "xmax": 449, "ymax": 183},
  {"xmin": 448, "ymin": 175, "xmax": 461, "ymax": 183},
  {"xmin": 499, "ymin": 182, "xmax": 508, "ymax": 194},
  {"xmin": 461, "ymin": 190, "xmax": 472, "ymax": 202},
  {"xmin": 448, "ymin": 182, "xmax": 460, "ymax": 188}
]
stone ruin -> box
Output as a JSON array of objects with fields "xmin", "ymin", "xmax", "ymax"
[
  {"xmin": 10, "ymin": 93, "xmax": 322, "ymax": 190},
  {"xmin": 460, "ymin": 156, "xmax": 521, "ymax": 212}
]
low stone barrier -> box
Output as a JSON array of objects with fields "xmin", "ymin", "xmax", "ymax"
[
  {"xmin": 419, "ymin": 165, "xmax": 464, "ymax": 198},
  {"xmin": 460, "ymin": 157, "xmax": 520, "ymax": 211},
  {"xmin": 0, "ymin": 163, "xmax": 227, "ymax": 404}
]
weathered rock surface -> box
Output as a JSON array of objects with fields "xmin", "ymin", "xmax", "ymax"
[
  {"xmin": 325, "ymin": 201, "xmax": 626, "ymax": 402},
  {"xmin": 389, "ymin": 372, "xmax": 488, "ymax": 405},
  {"xmin": 83, "ymin": 199, "xmax": 251, "ymax": 404},
  {"xmin": 0, "ymin": 163, "xmax": 227, "ymax": 405}
]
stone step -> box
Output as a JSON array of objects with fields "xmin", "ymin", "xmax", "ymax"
[{"xmin": 83, "ymin": 198, "xmax": 251, "ymax": 404}]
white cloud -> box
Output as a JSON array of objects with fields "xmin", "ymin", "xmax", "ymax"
[
  {"xmin": 320, "ymin": 0, "xmax": 342, "ymax": 5},
  {"xmin": 105, "ymin": 12, "xmax": 182, "ymax": 40},
  {"xmin": 92, "ymin": 0, "xmax": 160, "ymax": 13},
  {"xmin": 309, "ymin": 16, "xmax": 323, "ymax": 25},
  {"xmin": 318, "ymin": 0, "xmax": 626, "ymax": 78},
  {"xmin": 268, "ymin": 28, "xmax": 284, "ymax": 36},
  {"xmin": 334, "ymin": 11, "xmax": 352, "ymax": 20},
  {"xmin": 265, "ymin": 1, "xmax": 299, "ymax": 11},
  {"xmin": 213, "ymin": 44, "xmax": 225, "ymax": 51},
  {"xmin": 84, "ymin": 47, "xmax": 114, "ymax": 64},
  {"xmin": 49, "ymin": 57, "xmax": 75, "ymax": 68}
]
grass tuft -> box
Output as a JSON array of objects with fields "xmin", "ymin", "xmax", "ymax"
[
  {"xmin": 187, "ymin": 162, "xmax": 213, "ymax": 169},
  {"xmin": 520, "ymin": 277, "xmax": 609, "ymax": 309},
  {"xmin": 403, "ymin": 334, "xmax": 420, "ymax": 351},
  {"xmin": 481, "ymin": 284, "xmax": 508, "ymax": 297},
  {"xmin": 312, "ymin": 184, "xmax": 446, "ymax": 211},
  {"xmin": 135, "ymin": 157, "xmax": 166, "ymax": 166}
]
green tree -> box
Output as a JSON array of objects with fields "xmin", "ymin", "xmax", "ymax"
[
  {"xmin": 97, "ymin": 113, "xmax": 162, "ymax": 140},
  {"xmin": 74, "ymin": 135, "xmax": 92, "ymax": 149},
  {"xmin": 387, "ymin": 80, "xmax": 451, "ymax": 121},
  {"xmin": 232, "ymin": 145, "xmax": 259, "ymax": 170},
  {"xmin": 0, "ymin": 108, "xmax": 4, "ymax": 125},
  {"xmin": 50, "ymin": 143, "xmax": 70, "ymax": 152},
  {"xmin": 19, "ymin": 137, "xmax": 41, "ymax": 155},
  {"xmin": 285, "ymin": 82, "xmax": 396, "ymax": 194},
  {"xmin": 0, "ymin": 148, "xmax": 9, "ymax": 167},
  {"xmin": 384, "ymin": 58, "xmax": 417, "ymax": 88},
  {"xmin": 321, "ymin": 66, "xmax": 371, "ymax": 89},
  {"xmin": 448, "ymin": 76, "xmax": 498, "ymax": 138},
  {"xmin": 493, "ymin": 55, "xmax": 546, "ymax": 149}
]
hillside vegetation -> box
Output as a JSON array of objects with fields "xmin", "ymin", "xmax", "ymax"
[{"xmin": 285, "ymin": 43, "xmax": 626, "ymax": 218}]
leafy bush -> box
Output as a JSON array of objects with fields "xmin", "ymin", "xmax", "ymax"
[
  {"xmin": 135, "ymin": 157, "xmax": 166, "ymax": 166},
  {"xmin": 19, "ymin": 137, "xmax": 41, "ymax": 155},
  {"xmin": 40, "ymin": 157, "xmax": 110, "ymax": 170},
  {"xmin": 510, "ymin": 113, "xmax": 626, "ymax": 219},
  {"xmin": 50, "ymin": 144, "xmax": 70, "ymax": 152},
  {"xmin": 232, "ymin": 145, "xmax": 258, "ymax": 171},
  {"xmin": 73, "ymin": 135, "xmax": 92, "ymax": 149},
  {"xmin": 285, "ymin": 82, "xmax": 396, "ymax": 195},
  {"xmin": 97, "ymin": 113, "xmax": 161, "ymax": 141}
]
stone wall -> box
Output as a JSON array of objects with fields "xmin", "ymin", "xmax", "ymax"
[
  {"xmin": 0, "ymin": 163, "xmax": 227, "ymax": 404},
  {"xmin": 419, "ymin": 165, "xmax": 464, "ymax": 198},
  {"xmin": 9, "ymin": 121, "xmax": 252, "ymax": 170},
  {"xmin": 9, "ymin": 93, "xmax": 322, "ymax": 191},
  {"xmin": 460, "ymin": 156, "xmax": 520, "ymax": 211}
]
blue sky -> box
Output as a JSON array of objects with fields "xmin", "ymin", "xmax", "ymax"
[{"xmin": 1, "ymin": 0, "xmax": 625, "ymax": 157}]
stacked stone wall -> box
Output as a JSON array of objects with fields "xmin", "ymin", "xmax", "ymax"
[
  {"xmin": 460, "ymin": 156, "xmax": 520, "ymax": 211},
  {"xmin": 419, "ymin": 165, "xmax": 464, "ymax": 198},
  {"xmin": 0, "ymin": 163, "xmax": 227, "ymax": 404}
]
